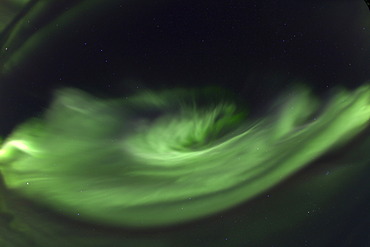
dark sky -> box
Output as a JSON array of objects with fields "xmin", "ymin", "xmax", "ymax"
[{"xmin": 0, "ymin": 0, "xmax": 369, "ymax": 135}]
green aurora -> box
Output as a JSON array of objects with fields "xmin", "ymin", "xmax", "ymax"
[
  {"xmin": 0, "ymin": 84, "xmax": 369, "ymax": 228},
  {"xmin": 1, "ymin": 1, "xmax": 370, "ymax": 246}
]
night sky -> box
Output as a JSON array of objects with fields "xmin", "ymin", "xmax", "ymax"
[
  {"xmin": 0, "ymin": 0, "xmax": 369, "ymax": 135},
  {"xmin": 0, "ymin": 1, "xmax": 369, "ymax": 246}
]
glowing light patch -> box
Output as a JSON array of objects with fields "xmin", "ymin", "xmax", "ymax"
[{"xmin": 0, "ymin": 84, "xmax": 369, "ymax": 228}]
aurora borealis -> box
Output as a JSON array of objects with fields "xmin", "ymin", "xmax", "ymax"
[
  {"xmin": 0, "ymin": 0, "xmax": 370, "ymax": 247},
  {"xmin": 0, "ymin": 84, "xmax": 369, "ymax": 229}
]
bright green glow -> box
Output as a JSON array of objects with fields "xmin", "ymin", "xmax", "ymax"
[
  {"xmin": 0, "ymin": 84, "xmax": 369, "ymax": 227},
  {"xmin": 0, "ymin": 140, "xmax": 30, "ymax": 158}
]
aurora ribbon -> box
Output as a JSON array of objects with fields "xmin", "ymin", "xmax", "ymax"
[{"xmin": 0, "ymin": 84, "xmax": 369, "ymax": 228}]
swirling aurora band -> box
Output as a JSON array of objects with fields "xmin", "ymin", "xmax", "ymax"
[{"xmin": 0, "ymin": 84, "xmax": 369, "ymax": 228}]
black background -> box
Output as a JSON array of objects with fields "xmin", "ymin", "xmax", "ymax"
[{"xmin": 0, "ymin": 0, "xmax": 369, "ymax": 136}]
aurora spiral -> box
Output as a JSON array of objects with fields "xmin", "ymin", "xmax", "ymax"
[{"xmin": 0, "ymin": 84, "xmax": 369, "ymax": 228}]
